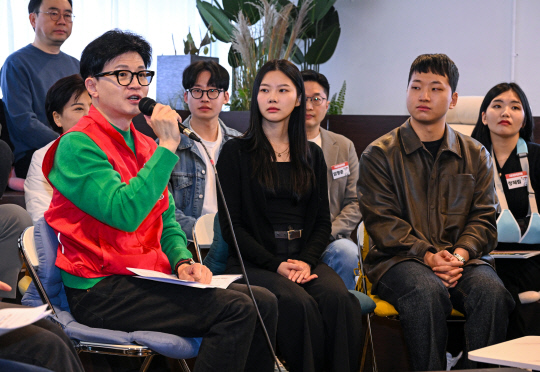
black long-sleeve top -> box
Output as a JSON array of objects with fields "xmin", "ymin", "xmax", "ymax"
[{"xmin": 216, "ymin": 138, "xmax": 332, "ymax": 272}]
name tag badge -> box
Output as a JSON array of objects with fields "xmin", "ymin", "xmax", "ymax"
[
  {"xmin": 506, "ymin": 171, "xmax": 528, "ymax": 190},
  {"xmin": 331, "ymin": 161, "xmax": 350, "ymax": 180}
]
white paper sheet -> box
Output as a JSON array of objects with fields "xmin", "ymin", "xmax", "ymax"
[
  {"xmin": 491, "ymin": 250, "xmax": 540, "ymax": 259},
  {"xmin": 0, "ymin": 304, "xmax": 52, "ymax": 336},
  {"xmin": 126, "ymin": 268, "xmax": 242, "ymax": 289}
]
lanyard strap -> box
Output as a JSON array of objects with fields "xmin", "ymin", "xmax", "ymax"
[
  {"xmin": 492, "ymin": 138, "xmax": 538, "ymax": 215},
  {"xmin": 518, "ymin": 140, "xmax": 538, "ymax": 214}
]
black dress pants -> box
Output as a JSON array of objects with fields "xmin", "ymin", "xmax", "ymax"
[
  {"xmin": 65, "ymin": 276, "xmax": 277, "ymax": 372},
  {"xmin": 0, "ymin": 303, "xmax": 84, "ymax": 372},
  {"xmin": 226, "ymin": 261, "xmax": 363, "ymax": 372}
]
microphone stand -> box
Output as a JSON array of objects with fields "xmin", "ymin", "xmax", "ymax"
[{"xmin": 199, "ymin": 143, "xmax": 283, "ymax": 372}]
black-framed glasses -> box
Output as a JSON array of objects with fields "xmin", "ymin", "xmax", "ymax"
[
  {"xmin": 36, "ymin": 11, "xmax": 74, "ymax": 23},
  {"xmin": 94, "ymin": 70, "xmax": 155, "ymax": 86},
  {"xmin": 187, "ymin": 88, "xmax": 224, "ymax": 100},
  {"xmin": 306, "ymin": 96, "xmax": 327, "ymax": 106}
]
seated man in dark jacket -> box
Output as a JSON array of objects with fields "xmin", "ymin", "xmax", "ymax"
[{"xmin": 358, "ymin": 53, "xmax": 515, "ymax": 371}]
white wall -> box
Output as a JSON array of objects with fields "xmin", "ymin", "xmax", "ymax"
[
  {"xmin": 514, "ymin": 0, "xmax": 540, "ymax": 114},
  {"xmin": 3, "ymin": 0, "xmax": 540, "ymax": 115},
  {"xmin": 320, "ymin": 0, "xmax": 540, "ymax": 115},
  {"xmin": 0, "ymin": 0, "xmax": 218, "ymax": 100}
]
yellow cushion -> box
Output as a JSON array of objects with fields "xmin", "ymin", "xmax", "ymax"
[
  {"xmin": 371, "ymin": 295, "xmax": 398, "ymax": 317},
  {"xmin": 18, "ymin": 276, "xmax": 32, "ymax": 296},
  {"xmin": 371, "ymin": 295, "xmax": 463, "ymax": 318}
]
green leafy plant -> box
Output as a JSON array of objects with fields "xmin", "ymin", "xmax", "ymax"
[
  {"xmin": 227, "ymin": 0, "xmax": 312, "ymax": 110},
  {"xmin": 183, "ymin": 28, "xmax": 216, "ymax": 56},
  {"xmin": 328, "ymin": 80, "xmax": 346, "ymax": 115},
  {"xmin": 294, "ymin": 0, "xmax": 341, "ymax": 71},
  {"xmin": 196, "ymin": 0, "xmax": 342, "ymax": 110}
]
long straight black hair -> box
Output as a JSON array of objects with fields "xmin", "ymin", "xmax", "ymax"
[
  {"xmin": 471, "ymin": 82, "xmax": 534, "ymax": 148},
  {"xmin": 243, "ymin": 59, "xmax": 314, "ymax": 199}
]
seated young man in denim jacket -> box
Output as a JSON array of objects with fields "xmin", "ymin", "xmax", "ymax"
[{"xmin": 169, "ymin": 61, "xmax": 240, "ymax": 240}]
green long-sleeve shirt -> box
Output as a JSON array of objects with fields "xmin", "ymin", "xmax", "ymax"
[{"xmin": 48, "ymin": 123, "xmax": 191, "ymax": 289}]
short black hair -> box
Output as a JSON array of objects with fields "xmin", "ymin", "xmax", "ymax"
[
  {"xmin": 408, "ymin": 54, "xmax": 459, "ymax": 93},
  {"xmin": 80, "ymin": 29, "xmax": 152, "ymax": 80},
  {"xmin": 45, "ymin": 74, "xmax": 86, "ymax": 134},
  {"xmin": 301, "ymin": 70, "xmax": 330, "ymax": 98},
  {"xmin": 28, "ymin": 0, "xmax": 73, "ymax": 14},
  {"xmin": 182, "ymin": 61, "xmax": 229, "ymax": 91},
  {"xmin": 471, "ymin": 82, "xmax": 534, "ymax": 148}
]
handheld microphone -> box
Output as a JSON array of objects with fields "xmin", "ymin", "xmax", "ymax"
[{"xmin": 139, "ymin": 97, "xmax": 201, "ymax": 143}]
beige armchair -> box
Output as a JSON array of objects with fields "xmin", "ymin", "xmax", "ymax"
[{"xmin": 446, "ymin": 96, "xmax": 484, "ymax": 136}]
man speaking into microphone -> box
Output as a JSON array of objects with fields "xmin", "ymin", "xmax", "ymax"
[{"xmin": 43, "ymin": 29, "xmax": 277, "ymax": 372}]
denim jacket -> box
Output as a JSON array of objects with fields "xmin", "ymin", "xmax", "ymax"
[{"xmin": 169, "ymin": 115, "xmax": 241, "ymax": 240}]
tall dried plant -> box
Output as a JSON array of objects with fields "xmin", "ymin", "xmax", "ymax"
[{"xmin": 230, "ymin": 0, "xmax": 312, "ymax": 110}]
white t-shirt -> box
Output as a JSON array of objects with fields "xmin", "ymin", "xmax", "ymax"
[
  {"xmin": 309, "ymin": 131, "xmax": 322, "ymax": 148},
  {"xmin": 193, "ymin": 125, "xmax": 223, "ymax": 216},
  {"xmin": 24, "ymin": 141, "xmax": 54, "ymax": 224}
]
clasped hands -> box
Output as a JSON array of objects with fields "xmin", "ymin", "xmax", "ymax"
[
  {"xmin": 177, "ymin": 263, "xmax": 213, "ymax": 285},
  {"xmin": 424, "ymin": 250, "xmax": 464, "ymax": 288},
  {"xmin": 277, "ymin": 259, "xmax": 318, "ymax": 284}
]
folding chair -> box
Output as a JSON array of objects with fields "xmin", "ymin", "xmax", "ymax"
[
  {"xmin": 192, "ymin": 213, "xmax": 216, "ymax": 263},
  {"xmin": 356, "ymin": 223, "xmax": 465, "ymax": 372},
  {"xmin": 19, "ymin": 218, "xmax": 202, "ymax": 372}
]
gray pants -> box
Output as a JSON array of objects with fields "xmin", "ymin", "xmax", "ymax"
[
  {"xmin": 377, "ymin": 260, "xmax": 515, "ymax": 371},
  {"xmin": 0, "ymin": 204, "xmax": 32, "ymax": 299}
]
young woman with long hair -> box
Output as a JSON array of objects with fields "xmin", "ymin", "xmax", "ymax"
[
  {"xmin": 471, "ymin": 82, "xmax": 540, "ymax": 339},
  {"xmin": 216, "ymin": 60, "xmax": 362, "ymax": 372}
]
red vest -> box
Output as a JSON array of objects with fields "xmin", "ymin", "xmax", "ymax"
[{"xmin": 43, "ymin": 106, "xmax": 172, "ymax": 278}]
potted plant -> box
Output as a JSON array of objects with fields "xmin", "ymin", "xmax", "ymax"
[{"xmin": 196, "ymin": 0, "xmax": 342, "ymax": 110}]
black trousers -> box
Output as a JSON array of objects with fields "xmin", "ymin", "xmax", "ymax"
[
  {"xmin": 226, "ymin": 261, "xmax": 363, "ymax": 372},
  {"xmin": 0, "ymin": 303, "xmax": 84, "ymax": 372},
  {"xmin": 496, "ymin": 255, "xmax": 540, "ymax": 339},
  {"xmin": 65, "ymin": 276, "xmax": 277, "ymax": 372}
]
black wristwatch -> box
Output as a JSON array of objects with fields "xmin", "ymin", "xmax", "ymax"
[{"xmin": 174, "ymin": 258, "xmax": 195, "ymax": 275}]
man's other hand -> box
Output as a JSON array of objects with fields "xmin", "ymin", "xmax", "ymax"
[{"xmin": 177, "ymin": 263, "xmax": 212, "ymax": 284}]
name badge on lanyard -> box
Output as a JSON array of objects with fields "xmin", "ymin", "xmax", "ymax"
[
  {"xmin": 506, "ymin": 171, "xmax": 528, "ymax": 190},
  {"xmin": 331, "ymin": 161, "xmax": 350, "ymax": 180}
]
